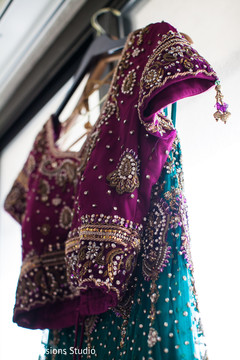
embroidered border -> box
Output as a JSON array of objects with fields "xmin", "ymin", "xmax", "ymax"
[
  {"xmin": 65, "ymin": 220, "xmax": 141, "ymax": 302},
  {"xmin": 14, "ymin": 247, "xmax": 78, "ymax": 313},
  {"xmin": 138, "ymin": 30, "xmax": 217, "ymax": 128}
]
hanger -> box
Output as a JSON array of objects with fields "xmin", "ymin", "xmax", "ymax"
[
  {"xmin": 60, "ymin": 53, "xmax": 120, "ymax": 132},
  {"xmin": 56, "ymin": 53, "xmax": 120, "ymax": 151},
  {"xmin": 54, "ymin": 8, "xmax": 127, "ymax": 124}
]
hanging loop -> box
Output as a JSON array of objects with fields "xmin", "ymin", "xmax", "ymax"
[{"xmin": 91, "ymin": 7, "xmax": 121, "ymax": 36}]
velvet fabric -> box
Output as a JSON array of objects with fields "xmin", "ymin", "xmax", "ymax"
[{"xmin": 4, "ymin": 21, "xmax": 217, "ymax": 329}]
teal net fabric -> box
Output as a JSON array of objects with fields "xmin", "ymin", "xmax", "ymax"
[{"xmin": 40, "ymin": 127, "xmax": 208, "ymax": 360}]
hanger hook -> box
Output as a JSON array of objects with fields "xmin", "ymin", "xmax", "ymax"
[{"xmin": 91, "ymin": 7, "xmax": 121, "ymax": 36}]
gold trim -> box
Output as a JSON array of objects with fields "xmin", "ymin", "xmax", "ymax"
[
  {"xmin": 20, "ymin": 250, "xmax": 65, "ymax": 277},
  {"xmin": 74, "ymin": 277, "xmax": 120, "ymax": 299},
  {"xmin": 138, "ymin": 30, "xmax": 217, "ymax": 126},
  {"xmin": 14, "ymin": 291, "xmax": 79, "ymax": 313},
  {"xmin": 65, "ymin": 224, "xmax": 141, "ymax": 254},
  {"xmin": 16, "ymin": 170, "xmax": 29, "ymax": 190}
]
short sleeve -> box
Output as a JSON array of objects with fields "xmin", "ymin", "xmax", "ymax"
[
  {"xmin": 4, "ymin": 125, "xmax": 47, "ymax": 224},
  {"xmin": 138, "ymin": 23, "xmax": 218, "ymax": 137}
]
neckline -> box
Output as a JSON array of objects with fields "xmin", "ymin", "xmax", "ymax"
[
  {"xmin": 46, "ymin": 28, "xmax": 137, "ymax": 159},
  {"xmin": 46, "ymin": 116, "xmax": 85, "ymax": 158}
]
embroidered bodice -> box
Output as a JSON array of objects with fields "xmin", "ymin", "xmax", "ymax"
[{"xmin": 4, "ymin": 21, "xmax": 217, "ymax": 329}]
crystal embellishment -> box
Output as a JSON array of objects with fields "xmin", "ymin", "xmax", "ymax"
[{"xmin": 106, "ymin": 149, "xmax": 140, "ymax": 195}]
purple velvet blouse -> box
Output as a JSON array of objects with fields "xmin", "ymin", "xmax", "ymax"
[{"xmin": 4, "ymin": 21, "xmax": 217, "ymax": 329}]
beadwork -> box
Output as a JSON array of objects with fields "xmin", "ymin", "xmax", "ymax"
[
  {"xmin": 65, "ymin": 218, "xmax": 141, "ymax": 309},
  {"xmin": 5, "ymin": 23, "xmax": 218, "ymax": 351},
  {"xmin": 106, "ymin": 149, "xmax": 140, "ymax": 195}
]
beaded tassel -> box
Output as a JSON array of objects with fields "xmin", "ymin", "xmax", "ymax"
[{"xmin": 214, "ymin": 80, "xmax": 231, "ymax": 124}]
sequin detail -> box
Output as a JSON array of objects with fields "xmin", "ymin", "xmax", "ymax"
[
  {"xmin": 59, "ymin": 206, "xmax": 73, "ymax": 230},
  {"xmin": 142, "ymin": 199, "xmax": 171, "ymax": 280},
  {"xmin": 14, "ymin": 246, "xmax": 71, "ymax": 313},
  {"xmin": 106, "ymin": 149, "xmax": 140, "ymax": 195},
  {"xmin": 121, "ymin": 69, "xmax": 137, "ymax": 95},
  {"xmin": 65, "ymin": 218, "xmax": 141, "ymax": 302}
]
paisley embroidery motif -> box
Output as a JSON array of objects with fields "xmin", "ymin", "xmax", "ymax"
[
  {"xmin": 38, "ymin": 179, "xmax": 50, "ymax": 202},
  {"xmin": 142, "ymin": 199, "xmax": 171, "ymax": 281},
  {"xmin": 59, "ymin": 206, "xmax": 72, "ymax": 229},
  {"xmin": 143, "ymin": 62, "xmax": 164, "ymax": 89},
  {"xmin": 56, "ymin": 161, "xmax": 77, "ymax": 188},
  {"xmin": 102, "ymin": 100, "xmax": 116, "ymax": 120},
  {"xmin": 121, "ymin": 69, "xmax": 137, "ymax": 95},
  {"xmin": 106, "ymin": 149, "xmax": 140, "ymax": 195},
  {"xmin": 40, "ymin": 158, "xmax": 77, "ymax": 190}
]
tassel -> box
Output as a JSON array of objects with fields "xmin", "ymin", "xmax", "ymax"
[{"xmin": 214, "ymin": 80, "xmax": 231, "ymax": 124}]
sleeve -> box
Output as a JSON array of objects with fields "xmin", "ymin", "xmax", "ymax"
[
  {"xmin": 4, "ymin": 125, "xmax": 46, "ymax": 224},
  {"xmin": 138, "ymin": 22, "xmax": 218, "ymax": 137},
  {"xmin": 4, "ymin": 160, "xmax": 30, "ymax": 224}
]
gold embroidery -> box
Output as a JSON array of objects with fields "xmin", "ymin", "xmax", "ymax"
[
  {"xmin": 142, "ymin": 62, "xmax": 164, "ymax": 90},
  {"xmin": 59, "ymin": 206, "xmax": 72, "ymax": 230},
  {"xmin": 26, "ymin": 154, "xmax": 36, "ymax": 175},
  {"xmin": 106, "ymin": 149, "xmax": 140, "ymax": 195},
  {"xmin": 65, "ymin": 223, "xmax": 141, "ymax": 300},
  {"xmin": 40, "ymin": 157, "xmax": 78, "ymax": 190},
  {"xmin": 38, "ymin": 178, "xmax": 50, "ymax": 202},
  {"xmin": 4, "ymin": 174, "xmax": 27, "ymax": 224},
  {"xmin": 14, "ymin": 247, "xmax": 76, "ymax": 313},
  {"xmin": 40, "ymin": 223, "xmax": 51, "ymax": 236},
  {"xmin": 142, "ymin": 199, "xmax": 171, "ymax": 281},
  {"xmin": 138, "ymin": 30, "xmax": 217, "ymax": 131},
  {"xmin": 182, "ymin": 58, "xmax": 194, "ymax": 70},
  {"xmin": 66, "ymin": 224, "xmax": 141, "ymax": 253},
  {"xmin": 121, "ymin": 69, "xmax": 136, "ymax": 95},
  {"xmin": 16, "ymin": 169, "xmax": 29, "ymax": 190},
  {"xmin": 145, "ymin": 113, "xmax": 175, "ymax": 135},
  {"xmin": 136, "ymin": 26, "xmax": 150, "ymax": 46}
]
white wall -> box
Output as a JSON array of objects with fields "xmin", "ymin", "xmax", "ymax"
[{"xmin": 129, "ymin": 1, "xmax": 240, "ymax": 359}]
